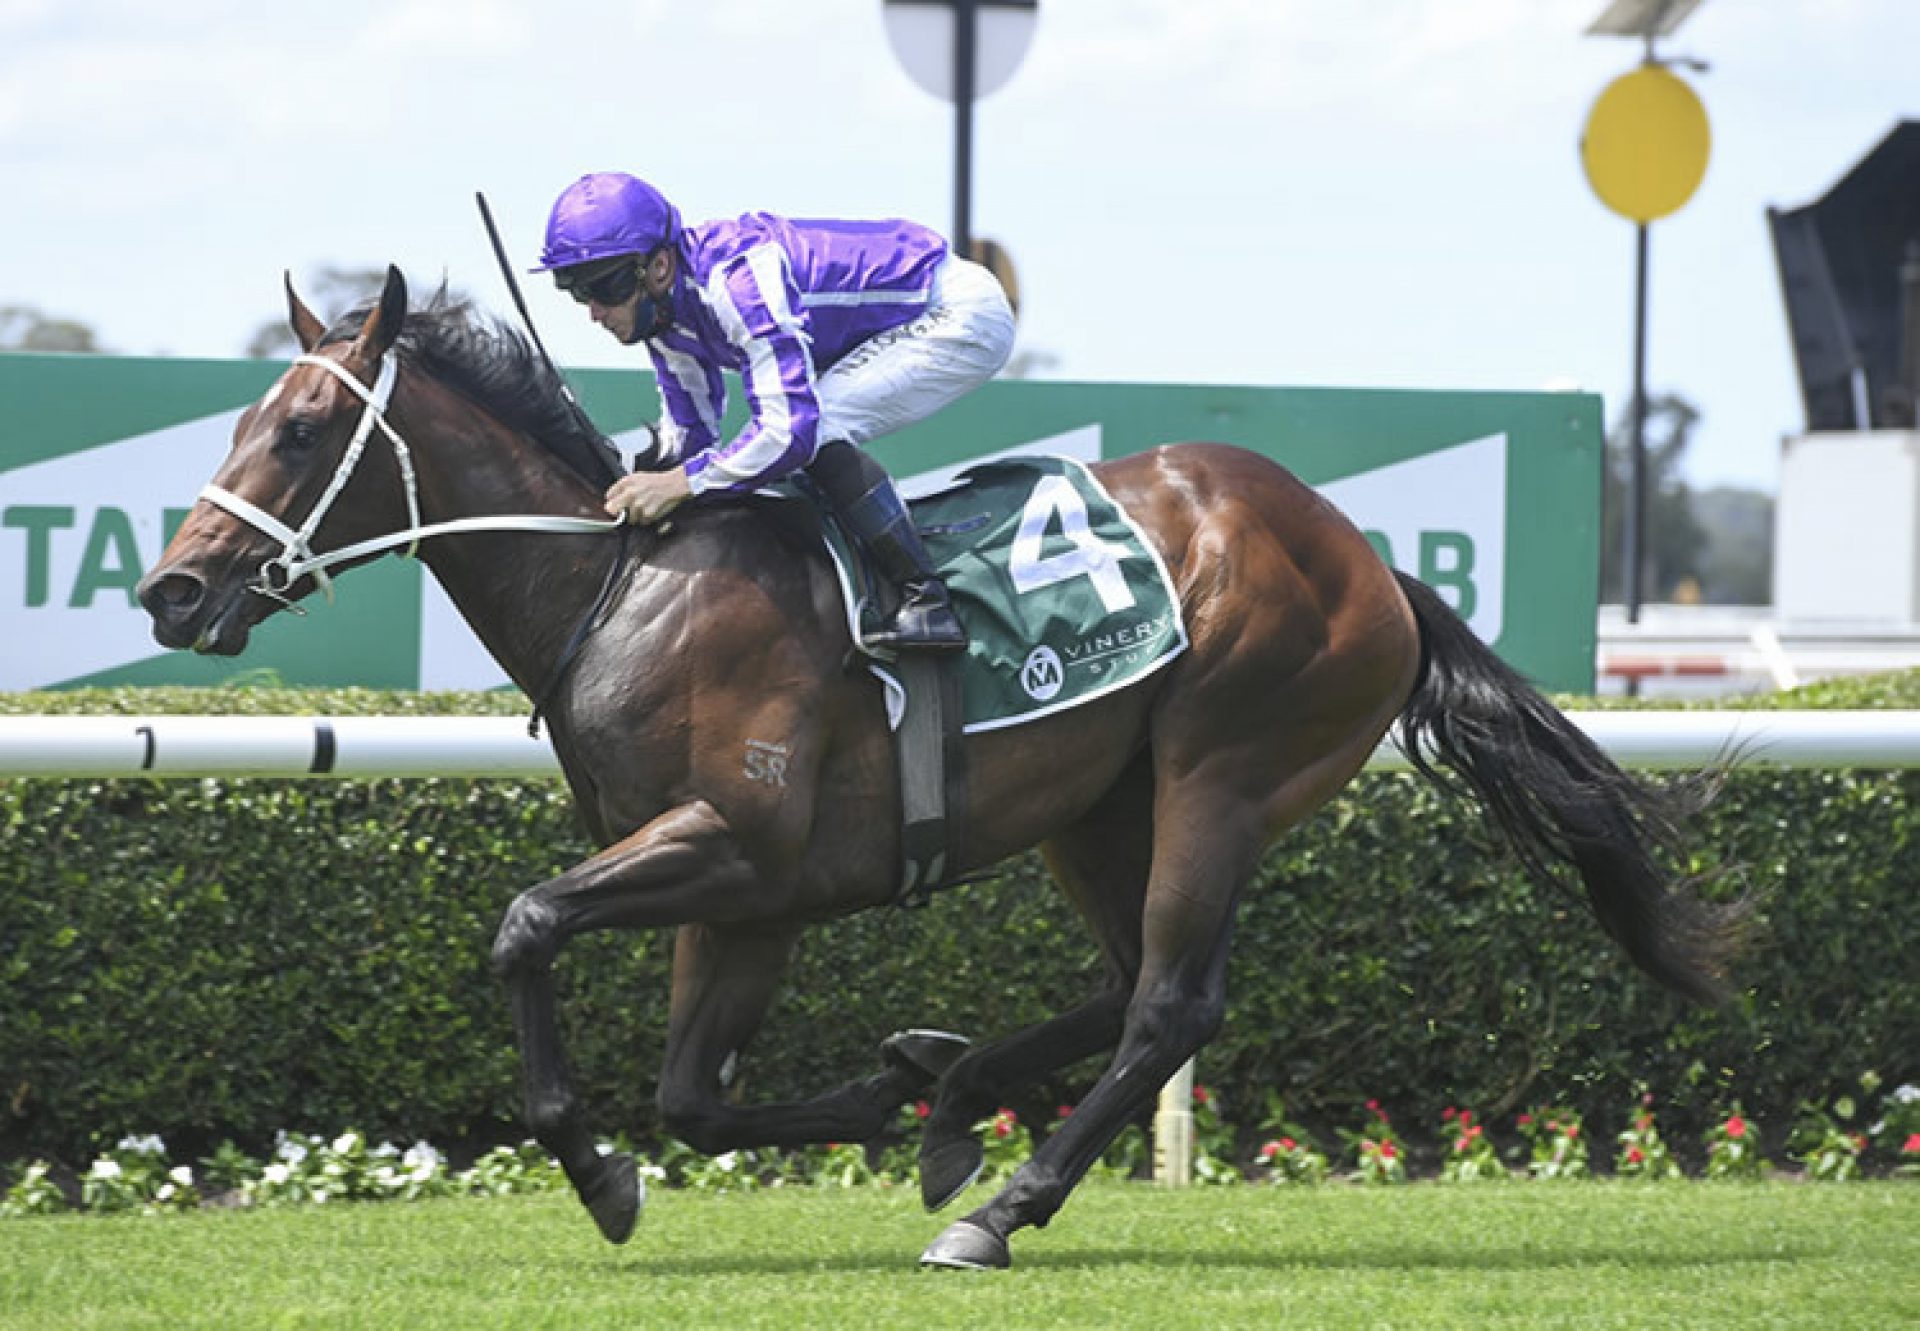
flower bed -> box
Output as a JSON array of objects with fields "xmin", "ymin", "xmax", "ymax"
[{"xmin": 7, "ymin": 1079, "xmax": 1916, "ymax": 1218}]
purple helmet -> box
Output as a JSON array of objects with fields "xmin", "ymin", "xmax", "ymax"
[{"xmin": 530, "ymin": 172, "xmax": 682, "ymax": 273}]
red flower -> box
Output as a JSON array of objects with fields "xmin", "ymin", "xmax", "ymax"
[
  {"xmin": 1454, "ymin": 1136, "xmax": 1471, "ymax": 1153},
  {"xmin": 1193, "ymin": 1085, "xmax": 1212, "ymax": 1107},
  {"xmin": 1725, "ymin": 1116, "xmax": 1747, "ymax": 1139},
  {"xmin": 1564, "ymin": 1125, "xmax": 1580, "ymax": 1140},
  {"xmin": 914, "ymin": 1100, "xmax": 931, "ymax": 1120},
  {"xmin": 1903, "ymin": 1133, "xmax": 1920, "ymax": 1156},
  {"xmin": 1442, "ymin": 1107, "xmax": 1457, "ymax": 1122},
  {"xmin": 1635, "ymin": 1114, "xmax": 1653, "ymax": 1132},
  {"xmin": 1517, "ymin": 1113, "xmax": 1533, "ymax": 1126},
  {"xmin": 1379, "ymin": 1141, "xmax": 1398, "ymax": 1160},
  {"xmin": 1626, "ymin": 1146, "xmax": 1645, "ymax": 1164},
  {"xmin": 1852, "ymin": 1134, "xmax": 1868, "ymax": 1152},
  {"xmin": 1056, "ymin": 1104, "xmax": 1073, "ymax": 1120},
  {"xmin": 1460, "ymin": 1110, "xmax": 1475, "ymax": 1127},
  {"xmin": 991, "ymin": 1109, "xmax": 1015, "ymax": 1139},
  {"xmin": 1467, "ymin": 1124, "xmax": 1484, "ymax": 1140},
  {"xmin": 1279, "ymin": 1137, "xmax": 1297, "ymax": 1152},
  {"xmin": 1258, "ymin": 1140, "xmax": 1280, "ymax": 1161}
]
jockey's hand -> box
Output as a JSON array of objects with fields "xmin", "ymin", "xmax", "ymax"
[{"xmin": 605, "ymin": 466, "xmax": 692, "ymax": 526}]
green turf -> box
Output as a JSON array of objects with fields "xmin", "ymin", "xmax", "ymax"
[{"xmin": 1, "ymin": 1180, "xmax": 1912, "ymax": 1329}]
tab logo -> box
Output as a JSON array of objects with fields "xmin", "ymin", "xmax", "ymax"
[
  {"xmin": 1323, "ymin": 433, "xmax": 1507, "ymax": 645},
  {"xmin": 2, "ymin": 411, "xmax": 241, "ymax": 687}
]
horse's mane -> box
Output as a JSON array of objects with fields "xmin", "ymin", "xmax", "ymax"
[{"xmin": 322, "ymin": 287, "xmax": 621, "ymax": 491}]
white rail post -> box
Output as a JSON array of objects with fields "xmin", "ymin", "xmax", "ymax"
[{"xmin": 1153, "ymin": 1058, "xmax": 1194, "ymax": 1186}]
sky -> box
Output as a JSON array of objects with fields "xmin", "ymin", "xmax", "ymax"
[{"xmin": 2, "ymin": 0, "xmax": 1914, "ymax": 493}]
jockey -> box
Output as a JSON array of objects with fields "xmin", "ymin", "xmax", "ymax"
[{"xmin": 532, "ymin": 171, "xmax": 1017, "ymax": 653}]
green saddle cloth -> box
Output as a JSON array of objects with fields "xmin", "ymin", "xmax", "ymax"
[{"xmin": 817, "ymin": 456, "xmax": 1189, "ymax": 733}]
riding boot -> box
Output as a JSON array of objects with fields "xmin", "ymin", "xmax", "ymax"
[{"xmin": 808, "ymin": 442, "xmax": 967, "ymax": 653}]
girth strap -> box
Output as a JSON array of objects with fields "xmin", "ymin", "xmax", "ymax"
[{"xmin": 894, "ymin": 652, "xmax": 967, "ymax": 908}]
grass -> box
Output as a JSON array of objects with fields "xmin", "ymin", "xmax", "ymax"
[{"xmin": 1, "ymin": 1179, "xmax": 1913, "ymax": 1329}]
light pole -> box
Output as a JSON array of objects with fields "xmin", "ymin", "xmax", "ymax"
[
  {"xmin": 883, "ymin": 0, "xmax": 1038, "ymax": 257},
  {"xmin": 1583, "ymin": 0, "xmax": 1712, "ymax": 625}
]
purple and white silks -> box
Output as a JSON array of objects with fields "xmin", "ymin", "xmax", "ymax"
[{"xmin": 644, "ymin": 212, "xmax": 949, "ymax": 497}]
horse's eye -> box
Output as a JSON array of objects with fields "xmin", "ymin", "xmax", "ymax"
[{"xmin": 280, "ymin": 418, "xmax": 320, "ymax": 452}]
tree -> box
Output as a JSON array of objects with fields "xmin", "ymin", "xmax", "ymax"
[
  {"xmin": 1001, "ymin": 347, "xmax": 1061, "ymax": 379},
  {"xmin": 0, "ymin": 305, "xmax": 104, "ymax": 353},
  {"xmin": 243, "ymin": 266, "xmax": 390, "ymax": 359},
  {"xmin": 1600, "ymin": 393, "xmax": 1707, "ymax": 604},
  {"xmin": 1692, "ymin": 486, "xmax": 1775, "ymax": 606}
]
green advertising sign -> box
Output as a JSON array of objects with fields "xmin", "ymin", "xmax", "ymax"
[{"xmin": 0, "ymin": 354, "xmax": 1599, "ymax": 693}]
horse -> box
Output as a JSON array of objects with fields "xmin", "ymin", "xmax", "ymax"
[{"xmin": 137, "ymin": 267, "xmax": 1748, "ymax": 1270}]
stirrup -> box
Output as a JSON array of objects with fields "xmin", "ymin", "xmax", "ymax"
[{"xmin": 865, "ymin": 582, "xmax": 967, "ymax": 652}]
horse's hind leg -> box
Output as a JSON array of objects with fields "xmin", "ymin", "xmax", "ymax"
[
  {"xmin": 918, "ymin": 761, "xmax": 1153, "ymax": 1208},
  {"xmin": 921, "ymin": 789, "xmax": 1257, "ymax": 1270}
]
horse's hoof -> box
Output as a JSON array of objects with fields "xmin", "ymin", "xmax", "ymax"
[
  {"xmin": 919, "ymin": 1219, "xmax": 1010, "ymax": 1271},
  {"xmin": 581, "ymin": 1152, "xmax": 643, "ymax": 1245},
  {"xmin": 918, "ymin": 1137, "xmax": 985, "ymax": 1212},
  {"xmin": 881, "ymin": 1028, "xmax": 971, "ymax": 1084}
]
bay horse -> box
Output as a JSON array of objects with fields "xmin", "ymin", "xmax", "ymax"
[{"xmin": 137, "ymin": 267, "xmax": 1746, "ymax": 1270}]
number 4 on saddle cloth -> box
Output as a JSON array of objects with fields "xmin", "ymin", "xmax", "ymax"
[{"xmin": 792, "ymin": 456, "xmax": 1190, "ymax": 905}]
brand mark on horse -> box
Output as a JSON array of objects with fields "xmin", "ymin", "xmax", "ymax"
[{"xmin": 744, "ymin": 739, "xmax": 791, "ymax": 787}]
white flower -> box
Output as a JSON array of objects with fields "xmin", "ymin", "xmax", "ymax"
[
  {"xmin": 116, "ymin": 1134, "xmax": 167, "ymax": 1157},
  {"xmin": 276, "ymin": 1138, "xmax": 309, "ymax": 1165},
  {"xmin": 168, "ymin": 1166, "xmax": 194, "ymax": 1188},
  {"xmin": 403, "ymin": 1142, "xmax": 443, "ymax": 1170},
  {"xmin": 714, "ymin": 1152, "xmax": 738, "ymax": 1173},
  {"xmin": 155, "ymin": 1183, "xmax": 176, "ymax": 1202},
  {"xmin": 595, "ymin": 1141, "xmax": 614, "ymax": 1157},
  {"xmin": 1894, "ymin": 1084, "xmax": 1920, "ymax": 1105},
  {"xmin": 332, "ymin": 1132, "xmax": 361, "ymax": 1155},
  {"xmin": 262, "ymin": 1163, "xmax": 291, "ymax": 1186},
  {"xmin": 87, "ymin": 1159, "xmax": 122, "ymax": 1180},
  {"xmin": 311, "ymin": 1189, "xmax": 330, "ymax": 1204}
]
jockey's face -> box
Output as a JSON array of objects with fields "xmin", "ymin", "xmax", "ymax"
[{"xmin": 582, "ymin": 248, "xmax": 675, "ymax": 346}]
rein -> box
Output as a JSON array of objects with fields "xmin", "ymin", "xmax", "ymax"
[
  {"xmin": 205, "ymin": 350, "xmax": 632, "ymax": 732},
  {"xmin": 201, "ymin": 352, "xmax": 624, "ymax": 611}
]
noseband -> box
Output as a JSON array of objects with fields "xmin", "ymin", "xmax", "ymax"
[{"xmin": 199, "ymin": 352, "xmax": 621, "ymax": 611}]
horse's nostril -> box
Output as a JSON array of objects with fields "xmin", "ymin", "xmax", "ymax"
[{"xmin": 142, "ymin": 573, "xmax": 205, "ymax": 618}]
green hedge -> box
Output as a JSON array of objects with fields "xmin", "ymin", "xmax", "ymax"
[{"xmin": 3, "ymin": 674, "xmax": 1917, "ymax": 1169}]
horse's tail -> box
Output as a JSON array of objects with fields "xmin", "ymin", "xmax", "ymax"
[{"xmin": 1390, "ymin": 570, "xmax": 1750, "ymax": 1005}]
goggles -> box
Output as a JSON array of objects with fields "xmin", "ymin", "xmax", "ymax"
[{"xmin": 556, "ymin": 257, "xmax": 643, "ymax": 307}]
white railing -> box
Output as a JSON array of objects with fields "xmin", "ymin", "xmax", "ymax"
[{"xmin": 3, "ymin": 709, "xmax": 1920, "ymax": 778}]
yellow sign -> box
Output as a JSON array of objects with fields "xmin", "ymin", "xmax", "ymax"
[{"xmin": 1581, "ymin": 65, "xmax": 1711, "ymax": 223}]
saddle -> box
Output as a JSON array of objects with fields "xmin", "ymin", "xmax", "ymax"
[{"xmin": 774, "ymin": 457, "xmax": 1190, "ymax": 905}]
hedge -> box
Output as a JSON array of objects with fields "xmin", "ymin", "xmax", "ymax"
[{"xmin": 2, "ymin": 673, "xmax": 1916, "ymax": 1170}]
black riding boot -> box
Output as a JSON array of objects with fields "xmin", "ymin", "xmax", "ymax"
[{"xmin": 808, "ymin": 442, "xmax": 967, "ymax": 653}]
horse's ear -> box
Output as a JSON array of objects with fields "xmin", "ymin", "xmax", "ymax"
[
  {"xmin": 355, "ymin": 264, "xmax": 408, "ymax": 361},
  {"xmin": 284, "ymin": 272, "xmax": 326, "ymax": 353}
]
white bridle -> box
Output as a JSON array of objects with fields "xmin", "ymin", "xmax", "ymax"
[{"xmin": 199, "ymin": 352, "xmax": 622, "ymax": 610}]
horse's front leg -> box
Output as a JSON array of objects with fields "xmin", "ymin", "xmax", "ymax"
[
  {"xmin": 488, "ymin": 799, "xmax": 764, "ymax": 1244},
  {"xmin": 652, "ymin": 921, "xmax": 966, "ymax": 1155}
]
